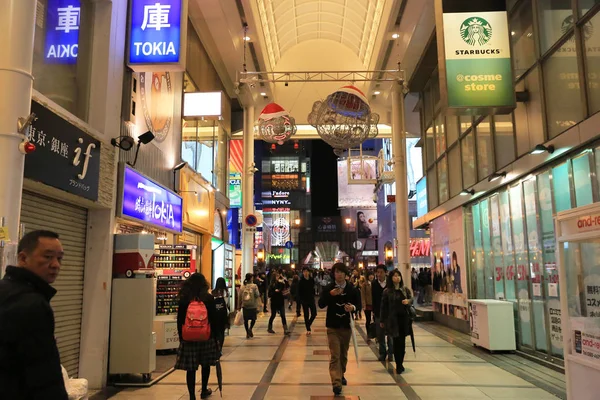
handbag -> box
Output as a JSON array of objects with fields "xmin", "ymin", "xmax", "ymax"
[
  {"xmin": 407, "ymin": 305, "xmax": 417, "ymax": 321},
  {"xmin": 234, "ymin": 310, "xmax": 244, "ymax": 326}
]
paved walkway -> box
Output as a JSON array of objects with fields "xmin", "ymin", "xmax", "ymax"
[{"xmin": 104, "ymin": 307, "xmax": 565, "ymax": 400}]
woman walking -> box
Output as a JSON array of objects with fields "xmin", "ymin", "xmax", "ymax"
[
  {"xmin": 175, "ymin": 273, "xmax": 221, "ymax": 400},
  {"xmin": 238, "ymin": 273, "xmax": 261, "ymax": 338},
  {"xmin": 380, "ymin": 269, "xmax": 413, "ymax": 374},
  {"xmin": 360, "ymin": 272, "xmax": 374, "ymax": 339},
  {"xmin": 212, "ymin": 277, "xmax": 230, "ymax": 351},
  {"xmin": 268, "ymin": 270, "xmax": 290, "ymax": 335}
]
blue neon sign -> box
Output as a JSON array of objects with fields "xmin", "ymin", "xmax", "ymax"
[
  {"xmin": 129, "ymin": 0, "xmax": 182, "ymax": 65},
  {"xmin": 45, "ymin": 0, "xmax": 81, "ymax": 64},
  {"xmin": 416, "ymin": 177, "xmax": 428, "ymax": 218},
  {"xmin": 121, "ymin": 165, "xmax": 183, "ymax": 233}
]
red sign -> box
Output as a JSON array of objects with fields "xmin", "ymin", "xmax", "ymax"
[
  {"xmin": 409, "ymin": 239, "xmax": 430, "ymax": 258},
  {"xmin": 387, "ymin": 195, "xmax": 396, "ymax": 203}
]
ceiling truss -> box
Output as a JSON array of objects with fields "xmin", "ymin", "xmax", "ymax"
[{"xmin": 237, "ymin": 70, "xmax": 404, "ymax": 84}]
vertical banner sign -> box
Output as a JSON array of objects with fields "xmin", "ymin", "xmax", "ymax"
[
  {"xmin": 128, "ymin": 0, "xmax": 185, "ymax": 70},
  {"xmin": 45, "ymin": 0, "xmax": 81, "ymax": 64},
  {"xmin": 435, "ymin": 1, "xmax": 515, "ymax": 114},
  {"xmin": 416, "ymin": 177, "xmax": 428, "ymax": 218}
]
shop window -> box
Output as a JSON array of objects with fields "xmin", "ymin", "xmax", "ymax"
[
  {"xmin": 580, "ymin": 0, "xmax": 600, "ymax": 17},
  {"xmin": 499, "ymin": 190, "xmax": 517, "ymax": 302},
  {"xmin": 476, "ymin": 117, "xmax": 494, "ymax": 180},
  {"xmin": 494, "ymin": 114, "xmax": 516, "ymax": 169},
  {"xmin": 461, "ymin": 132, "xmax": 476, "ymax": 188},
  {"xmin": 490, "ymin": 196, "xmax": 505, "ymax": 299},
  {"xmin": 563, "ymin": 239, "xmax": 600, "ymax": 319},
  {"xmin": 537, "ymin": 0, "xmax": 574, "ymax": 55},
  {"xmin": 552, "ymin": 162, "xmax": 573, "ymax": 212},
  {"xmin": 480, "ymin": 199, "xmax": 495, "ymax": 299},
  {"xmin": 523, "ymin": 178, "xmax": 549, "ymax": 352},
  {"xmin": 448, "ymin": 146, "xmax": 462, "ymax": 198},
  {"xmin": 427, "ymin": 166, "xmax": 439, "ymax": 209},
  {"xmin": 537, "ymin": 171, "xmax": 563, "ymax": 357},
  {"xmin": 509, "ymin": 184, "xmax": 534, "ymax": 348},
  {"xmin": 460, "ymin": 116, "xmax": 473, "ymax": 135},
  {"xmin": 446, "ymin": 115, "xmax": 459, "ymax": 146},
  {"xmin": 426, "ymin": 124, "xmax": 435, "ymax": 167},
  {"xmin": 572, "ymin": 152, "xmax": 594, "ymax": 207},
  {"xmin": 510, "ymin": 0, "xmax": 536, "ymax": 79},
  {"xmin": 543, "ymin": 36, "xmax": 584, "ymax": 138},
  {"xmin": 584, "ymin": 11, "xmax": 600, "ymax": 115},
  {"xmin": 514, "ymin": 68, "xmax": 545, "ymax": 156},
  {"xmin": 471, "ymin": 203, "xmax": 486, "ymax": 299},
  {"xmin": 437, "ymin": 156, "xmax": 449, "ymax": 204},
  {"xmin": 435, "ymin": 113, "xmax": 446, "ymax": 158},
  {"xmin": 33, "ymin": 0, "xmax": 93, "ymax": 120}
]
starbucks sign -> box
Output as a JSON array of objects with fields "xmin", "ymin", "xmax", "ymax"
[{"xmin": 440, "ymin": 11, "xmax": 515, "ymax": 114}]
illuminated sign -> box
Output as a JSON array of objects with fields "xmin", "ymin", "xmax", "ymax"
[
  {"xmin": 416, "ymin": 177, "xmax": 428, "ymax": 217},
  {"xmin": 410, "ymin": 239, "xmax": 431, "ymax": 258},
  {"xmin": 45, "ymin": 0, "xmax": 81, "ymax": 64},
  {"xmin": 128, "ymin": 0, "xmax": 184, "ymax": 68}
]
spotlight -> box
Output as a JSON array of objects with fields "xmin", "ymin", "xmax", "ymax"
[
  {"xmin": 488, "ymin": 171, "xmax": 507, "ymax": 183},
  {"xmin": 392, "ymin": 33, "xmax": 400, "ymax": 39},
  {"xmin": 531, "ymin": 144, "xmax": 555, "ymax": 155},
  {"xmin": 374, "ymin": 91, "xmax": 381, "ymax": 95},
  {"xmin": 243, "ymin": 36, "xmax": 251, "ymax": 41},
  {"xmin": 260, "ymin": 92, "xmax": 267, "ymax": 96},
  {"xmin": 111, "ymin": 136, "xmax": 135, "ymax": 151},
  {"xmin": 127, "ymin": 131, "xmax": 155, "ymax": 167},
  {"xmin": 285, "ymin": 82, "xmax": 289, "ymax": 87},
  {"xmin": 460, "ymin": 189, "xmax": 475, "ymax": 196}
]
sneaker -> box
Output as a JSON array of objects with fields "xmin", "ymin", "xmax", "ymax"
[
  {"xmin": 333, "ymin": 386, "xmax": 342, "ymax": 395},
  {"xmin": 200, "ymin": 389, "xmax": 212, "ymax": 399},
  {"xmin": 341, "ymin": 376, "xmax": 347, "ymax": 386},
  {"xmin": 268, "ymin": 329, "xmax": 276, "ymax": 334}
]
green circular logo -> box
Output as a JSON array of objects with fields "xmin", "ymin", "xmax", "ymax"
[{"xmin": 460, "ymin": 17, "xmax": 493, "ymax": 46}]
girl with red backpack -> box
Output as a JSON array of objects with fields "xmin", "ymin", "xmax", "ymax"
[{"xmin": 175, "ymin": 273, "xmax": 221, "ymax": 400}]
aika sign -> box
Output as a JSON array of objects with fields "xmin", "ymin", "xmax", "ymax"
[
  {"xmin": 436, "ymin": 2, "xmax": 515, "ymax": 114},
  {"xmin": 128, "ymin": 0, "xmax": 186, "ymax": 70},
  {"xmin": 25, "ymin": 101, "xmax": 101, "ymax": 201},
  {"xmin": 119, "ymin": 165, "xmax": 183, "ymax": 233},
  {"xmin": 45, "ymin": 0, "xmax": 81, "ymax": 64}
]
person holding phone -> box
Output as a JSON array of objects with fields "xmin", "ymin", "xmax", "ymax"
[{"xmin": 318, "ymin": 264, "xmax": 359, "ymax": 396}]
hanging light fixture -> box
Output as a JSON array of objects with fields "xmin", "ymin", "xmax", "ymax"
[
  {"xmin": 308, "ymin": 85, "xmax": 379, "ymax": 155},
  {"xmin": 256, "ymin": 103, "xmax": 297, "ymax": 145}
]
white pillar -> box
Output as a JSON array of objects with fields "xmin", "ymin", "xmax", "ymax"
[
  {"xmin": 241, "ymin": 106, "xmax": 255, "ymax": 278},
  {"xmin": 0, "ymin": 0, "xmax": 36, "ymax": 247},
  {"xmin": 391, "ymin": 80, "xmax": 411, "ymax": 290}
]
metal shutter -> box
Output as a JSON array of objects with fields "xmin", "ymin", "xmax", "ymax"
[{"xmin": 20, "ymin": 192, "xmax": 88, "ymax": 377}]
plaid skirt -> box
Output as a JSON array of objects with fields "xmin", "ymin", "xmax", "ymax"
[{"xmin": 174, "ymin": 337, "xmax": 219, "ymax": 371}]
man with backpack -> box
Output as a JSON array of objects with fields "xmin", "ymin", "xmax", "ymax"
[
  {"xmin": 0, "ymin": 230, "xmax": 68, "ymax": 399},
  {"xmin": 238, "ymin": 273, "xmax": 261, "ymax": 338}
]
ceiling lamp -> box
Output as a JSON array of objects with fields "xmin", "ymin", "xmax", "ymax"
[
  {"xmin": 308, "ymin": 85, "xmax": 380, "ymax": 156},
  {"xmin": 256, "ymin": 103, "xmax": 297, "ymax": 145}
]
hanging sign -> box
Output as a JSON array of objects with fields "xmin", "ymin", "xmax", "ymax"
[
  {"xmin": 127, "ymin": 0, "xmax": 187, "ymax": 71},
  {"xmin": 118, "ymin": 164, "xmax": 183, "ymax": 233},
  {"xmin": 416, "ymin": 177, "xmax": 428, "ymax": 218},
  {"xmin": 435, "ymin": 2, "xmax": 515, "ymax": 115},
  {"xmin": 45, "ymin": 0, "xmax": 81, "ymax": 64}
]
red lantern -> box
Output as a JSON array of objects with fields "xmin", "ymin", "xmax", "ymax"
[
  {"xmin": 270, "ymin": 143, "xmax": 276, "ymax": 151},
  {"xmin": 293, "ymin": 141, "xmax": 299, "ymax": 150}
]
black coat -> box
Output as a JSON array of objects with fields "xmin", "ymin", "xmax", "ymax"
[
  {"xmin": 318, "ymin": 282, "xmax": 359, "ymax": 329},
  {"xmin": 297, "ymin": 276, "xmax": 315, "ymax": 304},
  {"xmin": 380, "ymin": 285, "xmax": 413, "ymax": 338},
  {"xmin": 0, "ymin": 266, "xmax": 68, "ymax": 400},
  {"xmin": 177, "ymin": 292, "xmax": 221, "ymax": 342},
  {"xmin": 269, "ymin": 279, "xmax": 288, "ymax": 308}
]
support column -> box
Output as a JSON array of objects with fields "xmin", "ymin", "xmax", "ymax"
[
  {"xmin": 241, "ymin": 106, "xmax": 255, "ymax": 278},
  {"xmin": 391, "ymin": 79, "xmax": 411, "ymax": 290},
  {"xmin": 0, "ymin": 0, "xmax": 36, "ymax": 260}
]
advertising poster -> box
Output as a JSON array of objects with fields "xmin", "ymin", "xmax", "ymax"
[
  {"xmin": 571, "ymin": 317, "xmax": 600, "ymax": 363},
  {"xmin": 337, "ymin": 161, "xmax": 376, "ymax": 208},
  {"xmin": 430, "ymin": 207, "xmax": 468, "ymax": 320},
  {"xmin": 356, "ymin": 209, "xmax": 378, "ymax": 239},
  {"xmin": 229, "ymin": 139, "xmax": 243, "ymax": 208}
]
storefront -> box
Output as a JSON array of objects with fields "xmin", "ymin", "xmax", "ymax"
[
  {"xmin": 18, "ymin": 99, "xmax": 114, "ymax": 378},
  {"xmin": 464, "ymin": 143, "xmax": 600, "ymax": 364}
]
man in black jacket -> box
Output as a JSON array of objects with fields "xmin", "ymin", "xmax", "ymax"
[
  {"xmin": 318, "ymin": 263, "xmax": 359, "ymax": 396},
  {"xmin": 0, "ymin": 230, "xmax": 68, "ymax": 399},
  {"xmin": 298, "ymin": 267, "xmax": 317, "ymax": 335},
  {"xmin": 373, "ymin": 264, "xmax": 394, "ymax": 361}
]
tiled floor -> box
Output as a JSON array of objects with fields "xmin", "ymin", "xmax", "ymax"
[{"xmin": 103, "ymin": 306, "xmax": 564, "ymax": 400}]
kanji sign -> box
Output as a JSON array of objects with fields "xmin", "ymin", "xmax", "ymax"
[
  {"xmin": 24, "ymin": 101, "xmax": 101, "ymax": 201},
  {"xmin": 45, "ymin": 0, "xmax": 81, "ymax": 64},
  {"xmin": 128, "ymin": 0, "xmax": 184, "ymax": 69}
]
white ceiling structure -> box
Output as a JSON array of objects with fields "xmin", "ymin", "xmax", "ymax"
[{"xmin": 190, "ymin": 0, "xmax": 436, "ymax": 132}]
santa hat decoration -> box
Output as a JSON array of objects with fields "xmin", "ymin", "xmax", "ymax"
[
  {"xmin": 259, "ymin": 103, "xmax": 289, "ymax": 121},
  {"xmin": 336, "ymin": 85, "xmax": 369, "ymax": 106}
]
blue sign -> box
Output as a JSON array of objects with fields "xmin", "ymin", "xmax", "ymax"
[
  {"xmin": 416, "ymin": 177, "xmax": 428, "ymax": 218},
  {"xmin": 45, "ymin": 0, "xmax": 81, "ymax": 64},
  {"xmin": 285, "ymin": 241, "xmax": 294, "ymax": 249},
  {"xmin": 129, "ymin": 0, "xmax": 182, "ymax": 65},
  {"xmin": 245, "ymin": 214, "xmax": 258, "ymax": 227},
  {"xmin": 121, "ymin": 165, "xmax": 183, "ymax": 233}
]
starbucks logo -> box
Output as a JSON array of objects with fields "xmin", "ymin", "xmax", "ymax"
[
  {"xmin": 562, "ymin": 15, "xmax": 594, "ymax": 41},
  {"xmin": 460, "ymin": 17, "xmax": 493, "ymax": 46}
]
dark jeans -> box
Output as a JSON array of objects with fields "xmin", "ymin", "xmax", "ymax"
[
  {"xmin": 374, "ymin": 316, "xmax": 394, "ymax": 358},
  {"xmin": 393, "ymin": 335, "xmax": 406, "ymax": 368},
  {"xmin": 262, "ymin": 291, "xmax": 268, "ymax": 312},
  {"xmin": 364, "ymin": 309, "xmax": 372, "ymax": 333},
  {"xmin": 268, "ymin": 304, "xmax": 287, "ymax": 329},
  {"xmin": 302, "ymin": 301, "xmax": 317, "ymax": 331}
]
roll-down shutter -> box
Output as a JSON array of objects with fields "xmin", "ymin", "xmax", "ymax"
[{"xmin": 20, "ymin": 192, "xmax": 88, "ymax": 377}]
